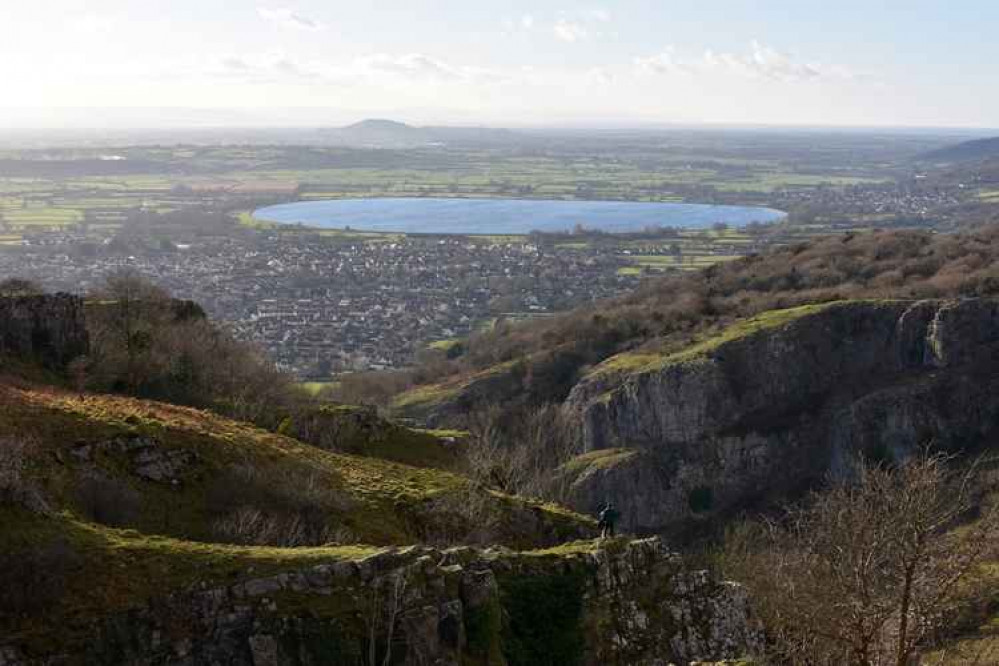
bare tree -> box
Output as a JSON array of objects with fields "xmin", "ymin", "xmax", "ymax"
[
  {"xmin": 87, "ymin": 269, "xmax": 171, "ymax": 392},
  {"xmin": 84, "ymin": 271, "xmax": 298, "ymax": 424},
  {"xmin": 464, "ymin": 403, "xmax": 581, "ymax": 500},
  {"xmin": 365, "ymin": 572, "xmax": 409, "ymax": 666},
  {"xmin": 722, "ymin": 454, "xmax": 999, "ymax": 666}
]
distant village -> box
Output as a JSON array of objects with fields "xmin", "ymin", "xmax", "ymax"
[{"xmin": 0, "ymin": 232, "xmax": 644, "ymax": 377}]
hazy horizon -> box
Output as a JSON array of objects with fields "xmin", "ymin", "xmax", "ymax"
[
  {"xmin": 4, "ymin": 1, "xmax": 999, "ymax": 131},
  {"xmin": 1, "ymin": 107, "xmax": 996, "ymax": 134}
]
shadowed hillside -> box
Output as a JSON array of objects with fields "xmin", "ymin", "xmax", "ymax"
[
  {"xmin": 0, "ymin": 307, "xmax": 762, "ymax": 665},
  {"xmin": 922, "ymin": 136, "xmax": 999, "ymax": 162},
  {"xmin": 388, "ymin": 226, "xmax": 999, "ymax": 422}
]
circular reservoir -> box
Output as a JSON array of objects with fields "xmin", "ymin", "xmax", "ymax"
[{"xmin": 253, "ymin": 198, "xmax": 785, "ymax": 234}]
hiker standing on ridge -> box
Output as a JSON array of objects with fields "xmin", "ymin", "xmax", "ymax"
[{"xmin": 598, "ymin": 502, "xmax": 619, "ymax": 538}]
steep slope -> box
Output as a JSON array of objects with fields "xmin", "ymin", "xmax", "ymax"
[
  {"xmin": 389, "ymin": 227, "xmax": 999, "ymax": 426},
  {"xmin": 0, "ymin": 383, "xmax": 589, "ymax": 548},
  {"xmin": 560, "ymin": 298, "xmax": 999, "ymax": 535},
  {"xmin": 0, "ymin": 382, "xmax": 760, "ymax": 665},
  {"xmin": 0, "ymin": 290, "xmax": 764, "ymax": 665}
]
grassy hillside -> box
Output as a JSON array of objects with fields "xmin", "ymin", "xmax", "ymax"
[
  {"xmin": 278, "ymin": 402, "xmax": 468, "ymax": 470},
  {"xmin": 0, "ymin": 382, "xmax": 591, "ymax": 549},
  {"xmin": 0, "ymin": 508, "xmax": 382, "ymax": 653}
]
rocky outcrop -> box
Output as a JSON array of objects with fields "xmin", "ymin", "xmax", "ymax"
[
  {"xmin": 0, "ymin": 294, "xmax": 88, "ymax": 370},
  {"xmin": 71, "ymin": 435, "xmax": 199, "ymax": 486},
  {"xmin": 562, "ymin": 299, "xmax": 999, "ymax": 535},
  {"xmin": 281, "ymin": 404, "xmax": 464, "ymax": 469},
  {"xmin": 0, "ymin": 539, "xmax": 759, "ymax": 666}
]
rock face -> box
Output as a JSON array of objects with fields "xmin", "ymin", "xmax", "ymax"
[
  {"xmin": 0, "ymin": 539, "xmax": 759, "ymax": 666},
  {"xmin": 562, "ymin": 299, "xmax": 999, "ymax": 535},
  {"xmin": 71, "ymin": 435, "xmax": 198, "ymax": 486},
  {"xmin": 0, "ymin": 294, "xmax": 88, "ymax": 370}
]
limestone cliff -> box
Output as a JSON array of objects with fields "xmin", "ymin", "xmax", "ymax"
[
  {"xmin": 561, "ymin": 299, "xmax": 999, "ymax": 535},
  {"xmin": 0, "ymin": 294, "xmax": 88, "ymax": 370},
  {"xmin": 0, "ymin": 534, "xmax": 758, "ymax": 666}
]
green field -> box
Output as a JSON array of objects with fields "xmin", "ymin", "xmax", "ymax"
[
  {"xmin": 0, "ymin": 138, "xmax": 927, "ymax": 259},
  {"xmin": 2, "ymin": 206, "xmax": 84, "ymax": 229}
]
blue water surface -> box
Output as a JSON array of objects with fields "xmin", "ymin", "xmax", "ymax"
[{"xmin": 253, "ymin": 198, "xmax": 785, "ymax": 235}]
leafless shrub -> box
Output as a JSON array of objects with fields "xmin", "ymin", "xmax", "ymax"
[
  {"xmin": 420, "ymin": 482, "xmax": 503, "ymax": 546},
  {"xmin": 211, "ymin": 506, "xmax": 353, "ymax": 547},
  {"xmin": 365, "ymin": 572, "xmax": 409, "ymax": 666},
  {"xmin": 327, "ymin": 369, "xmax": 415, "ymax": 407},
  {"xmin": 84, "ymin": 270, "xmax": 300, "ymax": 427},
  {"xmin": 206, "ymin": 462, "xmax": 357, "ymax": 546},
  {"xmin": 464, "ymin": 403, "xmax": 582, "ymax": 501},
  {"xmin": 922, "ymin": 641, "xmax": 999, "ymax": 666},
  {"xmin": 721, "ymin": 454, "xmax": 999, "ymax": 666},
  {"xmin": 410, "ymin": 403, "xmax": 586, "ymax": 546}
]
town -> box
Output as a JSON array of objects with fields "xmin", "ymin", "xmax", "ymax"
[{"xmin": 0, "ymin": 230, "xmax": 643, "ymax": 377}]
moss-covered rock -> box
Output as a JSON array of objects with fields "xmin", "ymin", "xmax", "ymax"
[{"xmin": 0, "ymin": 518, "xmax": 759, "ymax": 666}]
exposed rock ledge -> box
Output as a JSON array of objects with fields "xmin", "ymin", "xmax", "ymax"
[
  {"xmin": 561, "ymin": 299, "xmax": 999, "ymax": 535},
  {"xmin": 0, "ymin": 538, "xmax": 759, "ymax": 666}
]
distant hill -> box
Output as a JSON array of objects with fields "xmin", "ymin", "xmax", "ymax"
[
  {"xmin": 337, "ymin": 118, "xmax": 422, "ymax": 146},
  {"xmin": 920, "ymin": 136, "xmax": 999, "ymax": 162},
  {"xmin": 342, "ymin": 118, "xmax": 413, "ymax": 133},
  {"xmin": 327, "ymin": 118, "xmax": 519, "ymax": 148}
]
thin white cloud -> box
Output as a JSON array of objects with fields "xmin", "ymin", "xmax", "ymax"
[
  {"xmin": 636, "ymin": 42, "xmax": 853, "ymax": 82},
  {"xmin": 362, "ymin": 54, "xmax": 510, "ymax": 85},
  {"xmin": 207, "ymin": 52, "xmax": 320, "ymax": 82},
  {"xmin": 552, "ymin": 10, "xmax": 612, "ymax": 43},
  {"xmin": 360, "ymin": 53, "xmax": 465, "ymax": 81},
  {"xmin": 202, "ymin": 51, "xmax": 508, "ymax": 87},
  {"xmin": 521, "ymin": 14, "xmax": 535, "ymax": 29},
  {"xmin": 257, "ymin": 7, "xmax": 323, "ymax": 31},
  {"xmin": 634, "ymin": 47, "xmax": 689, "ymax": 75},
  {"xmin": 554, "ymin": 20, "xmax": 589, "ymax": 43}
]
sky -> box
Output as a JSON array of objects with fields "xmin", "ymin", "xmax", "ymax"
[{"xmin": 1, "ymin": 0, "xmax": 997, "ymax": 129}]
